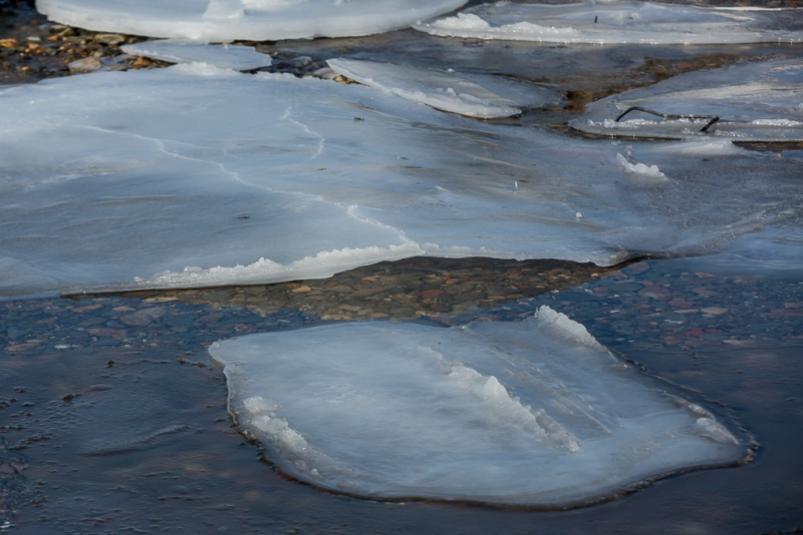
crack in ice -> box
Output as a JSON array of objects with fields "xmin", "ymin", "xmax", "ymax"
[{"xmin": 281, "ymin": 106, "xmax": 326, "ymax": 160}]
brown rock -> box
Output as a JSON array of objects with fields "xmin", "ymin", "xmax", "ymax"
[
  {"xmin": 94, "ymin": 34, "xmax": 126, "ymax": 46},
  {"xmin": 68, "ymin": 57, "xmax": 102, "ymax": 74}
]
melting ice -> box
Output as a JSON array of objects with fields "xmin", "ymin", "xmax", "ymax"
[
  {"xmin": 327, "ymin": 58, "xmax": 562, "ymax": 118},
  {"xmin": 208, "ymin": 306, "xmax": 746, "ymax": 506},
  {"xmin": 35, "ymin": 0, "xmax": 467, "ymax": 41},
  {"xmin": 1, "ymin": 65, "xmax": 801, "ymax": 296},
  {"xmin": 121, "ymin": 40, "xmax": 273, "ymax": 71},
  {"xmin": 415, "ymin": 1, "xmax": 803, "ymax": 45},
  {"xmin": 572, "ymin": 59, "xmax": 803, "ymax": 142}
]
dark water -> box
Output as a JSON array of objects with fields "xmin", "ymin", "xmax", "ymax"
[{"xmin": 2, "ymin": 257, "xmax": 801, "ymax": 534}]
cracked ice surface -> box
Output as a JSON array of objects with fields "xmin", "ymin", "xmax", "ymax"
[
  {"xmin": 327, "ymin": 58, "xmax": 562, "ymax": 118},
  {"xmin": 208, "ymin": 306, "xmax": 745, "ymax": 506},
  {"xmin": 571, "ymin": 59, "xmax": 803, "ymax": 142},
  {"xmin": 35, "ymin": 0, "xmax": 467, "ymax": 41},
  {"xmin": 1, "ymin": 65, "xmax": 801, "ymax": 296},
  {"xmin": 415, "ymin": 1, "xmax": 803, "ymax": 45},
  {"xmin": 121, "ymin": 40, "xmax": 273, "ymax": 71}
]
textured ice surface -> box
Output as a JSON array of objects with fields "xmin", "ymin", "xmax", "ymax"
[
  {"xmin": 327, "ymin": 58, "xmax": 561, "ymax": 118},
  {"xmin": 415, "ymin": 1, "xmax": 803, "ymax": 45},
  {"xmin": 572, "ymin": 59, "xmax": 803, "ymax": 142},
  {"xmin": 121, "ymin": 40, "xmax": 272, "ymax": 71},
  {"xmin": 1, "ymin": 65, "xmax": 800, "ymax": 296},
  {"xmin": 35, "ymin": 0, "xmax": 467, "ymax": 41},
  {"xmin": 208, "ymin": 307, "xmax": 745, "ymax": 506}
]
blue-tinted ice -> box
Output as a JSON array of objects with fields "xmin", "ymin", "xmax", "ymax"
[
  {"xmin": 208, "ymin": 307, "xmax": 746, "ymax": 506},
  {"xmin": 572, "ymin": 59, "xmax": 803, "ymax": 142},
  {"xmin": 416, "ymin": 1, "xmax": 803, "ymax": 45},
  {"xmin": 0, "ymin": 65, "xmax": 800, "ymax": 296},
  {"xmin": 35, "ymin": 0, "xmax": 467, "ymax": 41},
  {"xmin": 326, "ymin": 58, "xmax": 562, "ymax": 118},
  {"xmin": 121, "ymin": 40, "xmax": 273, "ymax": 71}
]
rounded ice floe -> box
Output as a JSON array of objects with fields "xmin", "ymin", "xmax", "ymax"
[
  {"xmin": 35, "ymin": 0, "xmax": 468, "ymax": 41},
  {"xmin": 121, "ymin": 40, "xmax": 273, "ymax": 71},
  {"xmin": 327, "ymin": 58, "xmax": 562, "ymax": 118},
  {"xmin": 208, "ymin": 307, "xmax": 746, "ymax": 506},
  {"xmin": 1, "ymin": 65, "xmax": 801, "ymax": 297},
  {"xmin": 414, "ymin": 1, "xmax": 803, "ymax": 45},
  {"xmin": 570, "ymin": 59, "xmax": 803, "ymax": 142}
]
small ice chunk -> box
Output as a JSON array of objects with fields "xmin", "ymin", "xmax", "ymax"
[
  {"xmin": 616, "ymin": 153, "xmax": 668, "ymax": 181},
  {"xmin": 121, "ymin": 40, "xmax": 273, "ymax": 71},
  {"xmin": 208, "ymin": 307, "xmax": 746, "ymax": 506},
  {"xmin": 327, "ymin": 58, "xmax": 562, "ymax": 118},
  {"xmin": 415, "ymin": 1, "xmax": 803, "ymax": 45},
  {"xmin": 572, "ymin": 59, "xmax": 803, "ymax": 142},
  {"xmin": 36, "ymin": 0, "xmax": 468, "ymax": 41}
]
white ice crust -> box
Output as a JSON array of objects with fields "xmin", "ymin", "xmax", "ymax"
[
  {"xmin": 35, "ymin": 0, "xmax": 467, "ymax": 41},
  {"xmin": 572, "ymin": 59, "xmax": 803, "ymax": 142},
  {"xmin": 121, "ymin": 40, "xmax": 273, "ymax": 71},
  {"xmin": 327, "ymin": 58, "xmax": 562, "ymax": 118},
  {"xmin": 415, "ymin": 1, "xmax": 803, "ymax": 45},
  {"xmin": 208, "ymin": 307, "xmax": 744, "ymax": 506},
  {"xmin": 1, "ymin": 66, "xmax": 800, "ymax": 296}
]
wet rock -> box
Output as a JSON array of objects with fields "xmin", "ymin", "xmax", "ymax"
[
  {"xmin": 120, "ymin": 307, "xmax": 165, "ymax": 326},
  {"xmin": 67, "ymin": 56, "xmax": 101, "ymax": 73},
  {"xmin": 93, "ymin": 33, "xmax": 125, "ymax": 46}
]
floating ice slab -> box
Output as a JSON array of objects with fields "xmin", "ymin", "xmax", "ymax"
[
  {"xmin": 571, "ymin": 59, "xmax": 803, "ymax": 142},
  {"xmin": 327, "ymin": 58, "xmax": 562, "ymax": 118},
  {"xmin": 1, "ymin": 66, "xmax": 801, "ymax": 297},
  {"xmin": 208, "ymin": 307, "xmax": 746, "ymax": 506},
  {"xmin": 415, "ymin": 1, "xmax": 803, "ymax": 45},
  {"xmin": 35, "ymin": 0, "xmax": 467, "ymax": 41},
  {"xmin": 121, "ymin": 40, "xmax": 272, "ymax": 71}
]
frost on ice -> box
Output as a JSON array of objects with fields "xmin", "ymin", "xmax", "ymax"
[
  {"xmin": 35, "ymin": 0, "xmax": 468, "ymax": 41},
  {"xmin": 208, "ymin": 307, "xmax": 745, "ymax": 506},
  {"xmin": 1, "ymin": 66, "xmax": 801, "ymax": 296},
  {"xmin": 572, "ymin": 59, "xmax": 803, "ymax": 142},
  {"xmin": 121, "ymin": 40, "xmax": 273, "ymax": 71},
  {"xmin": 415, "ymin": 1, "xmax": 803, "ymax": 45},
  {"xmin": 327, "ymin": 58, "xmax": 562, "ymax": 118}
]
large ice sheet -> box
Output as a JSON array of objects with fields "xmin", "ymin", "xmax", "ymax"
[
  {"xmin": 1, "ymin": 65, "xmax": 801, "ymax": 296},
  {"xmin": 415, "ymin": 1, "xmax": 803, "ymax": 45},
  {"xmin": 35, "ymin": 0, "xmax": 467, "ymax": 41},
  {"xmin": 326, "ymin": 58, "xmax": 562, "ymax": 118},
  {"xmin": 121, "ymin": 40, "xmax": 273, "ymax": 71},
  {"xmin": 208, "ymin": 307, "xmax": 745, "ymax": 506},
  {"xmin": 571, "ymin": 59, "xmax": 803, "ymax": 142}
]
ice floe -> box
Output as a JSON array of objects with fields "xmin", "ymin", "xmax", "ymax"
[
  {"xmin": 121, "ymin": 40, "xmax": 273, "ymax": 71},
  {"xmin": 1, "ymin": 66, "xmax": 800, "ymax": 296},
  {"xmin": 572, "ymin": 59, "xmax": 803, "ymax": 142},
  {"xmin": 35, "ymin": 0, "xmax": 467, "ymax": 41},
  {"xmin": 415, "ymin": 1, "xmax": 803, "ymax": 45},
  {"xmin": 327, "ymin": 58, "xmax": 562, "ymax": 118},
  {"xmin": 208, "ymin": 306, "xmax": 746, "ymax": 506}
]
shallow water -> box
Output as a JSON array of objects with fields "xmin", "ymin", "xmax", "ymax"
[{"xmin": 1, "ymin": 256, "xmax": 801, "ymax": 533}]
